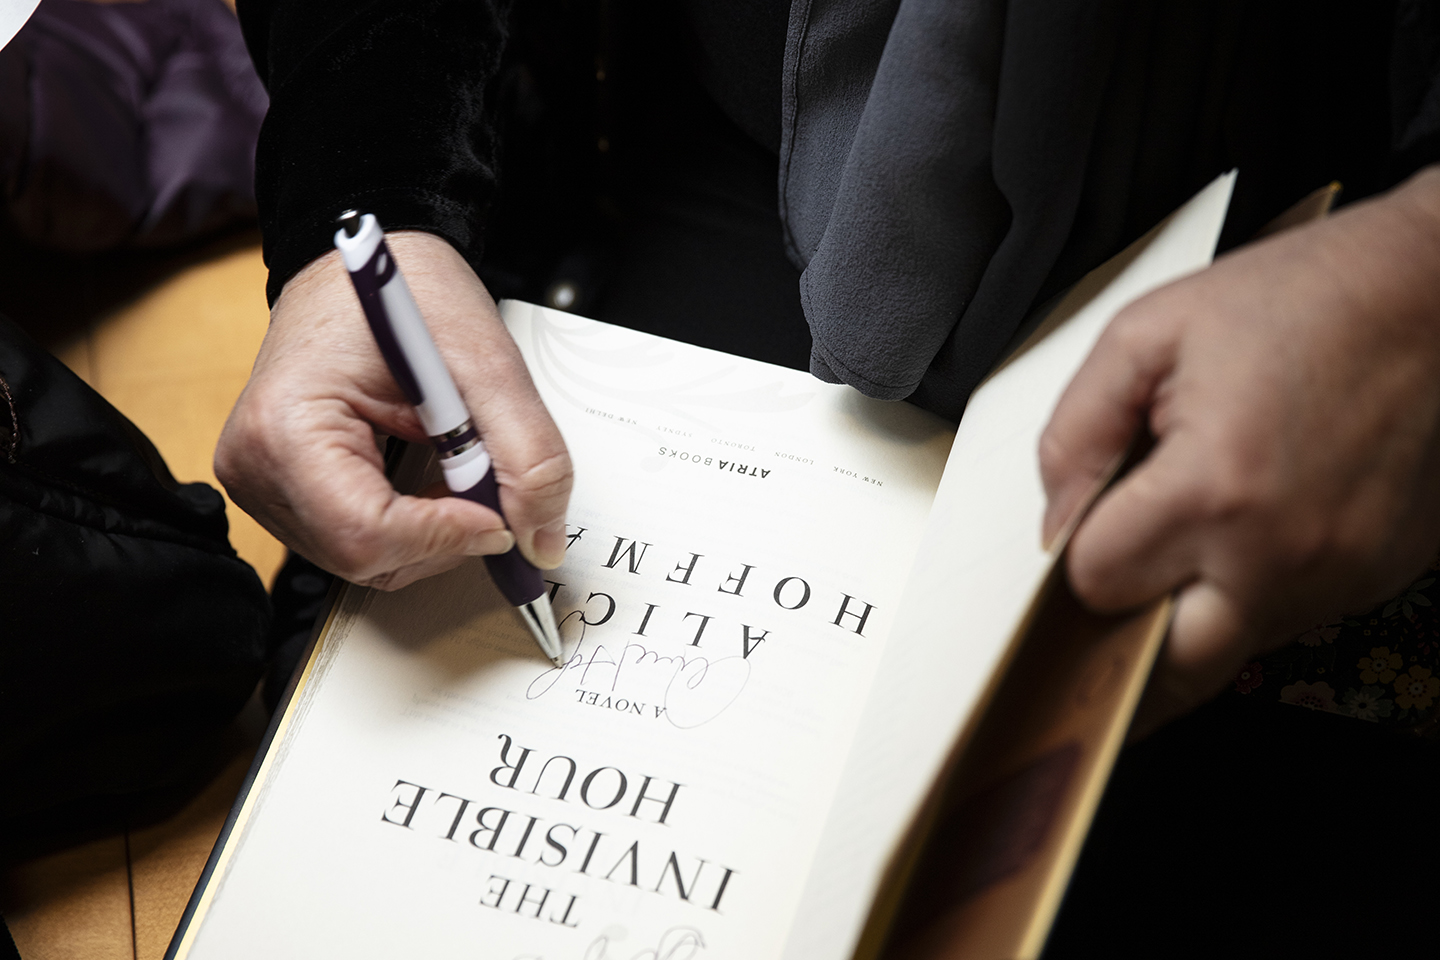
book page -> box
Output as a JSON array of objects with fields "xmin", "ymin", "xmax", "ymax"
[
  {"xmin": 782, "ymin": 171, "xmax": 1236, "ymax": 960},
  {"xmin": 179, "ymin": 303, "xmax": 954, "ymax": 960}
]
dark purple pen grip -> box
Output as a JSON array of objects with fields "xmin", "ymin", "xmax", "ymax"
[
  {"xmin": 453, "ymin": 466, "xmax": 546, "ymax": 607},
  {"xmin": 347, "ymin": 239, "xmax": 426, "ymax": 407}
]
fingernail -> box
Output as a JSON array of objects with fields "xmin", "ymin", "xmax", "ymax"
[
  {"xmin": 531, "ymin": 520, "xmax": 568, "ymax": 569},
  {"xmin": 1041, "ymin": 504, "xmax": 1072, "ymax": 552},
  {"xmin": 1043, "ymin": 449, "xmax": 1132, "ymax": 553},
  {"xmin": 470, "ymin": 529, "xmax": 515, "ymax": 556}
]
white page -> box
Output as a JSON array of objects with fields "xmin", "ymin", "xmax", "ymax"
[
  {"xmin": 0, "ymin": 0, "xmax": 41, "ymax": 52},
  {"xmin": 182, "ymin": 303, "xmax": 955, "ymax": 960},
  {"xmin": 782, "ymin": 171, "xmax": 1235, "ymax": 960}
]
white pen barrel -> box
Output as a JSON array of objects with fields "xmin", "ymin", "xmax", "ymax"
[
  {"xmin": 376, "ymin": 271, "xmax": 470, "ymax": 438},
  {"xmin": 333, "ymin": 213, "xmax": 471, "ymax": 439}
]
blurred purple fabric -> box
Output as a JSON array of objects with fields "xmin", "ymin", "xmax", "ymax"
[{"xmin": 0, "ymin": 0, "xmax": 267, "ymax": 251}]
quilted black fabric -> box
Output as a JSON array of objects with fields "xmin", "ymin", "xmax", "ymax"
[{"xmin": 0, "ymin": 315, "xmax": 270, "ymax": 831}]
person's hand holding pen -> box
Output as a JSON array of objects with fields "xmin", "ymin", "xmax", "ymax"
[{"xmin": 215, "ymin": 231, "xmax": 573, "ymax": 592}]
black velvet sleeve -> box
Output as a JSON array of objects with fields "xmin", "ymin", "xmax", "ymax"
[{"xmin": 236, "ymin": 0, "xmax": 510, "ymax": 304}]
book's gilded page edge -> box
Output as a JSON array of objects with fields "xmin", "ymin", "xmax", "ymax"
[
  {"xmin": 165, "ymin": 582, "xmax": 363, "ymax": 960},
  {"xmin": 847, "ymin": 459, "xmax": 1168, "ymax": 960},
  {"xmin": 1000, "ymin": 178, "xmax": 1337, "ymax": 958},
  {"xmin": 1254, "ymin": 181, "xmax": 1339, "ymax": 239},
  {"xmin": 843, "ymin": 194, "xmax": 1218, "ymax": 944},
  {"xmin": 1013, "ymin": 597, "xmax": 1171, "ymax": 959},
  {"xmin": 777, "ymin": 171, "xmax": 1235, "ymax": 960},
  {"xmin": 856, "ymin": 587, "xmax": 1170, "ymax": 960},
  {"xmin": 845, "ymin": 562, "xmax": 1068, "ymax": 960},
  {"xmin": 838, "ymin": 170, "xmax": 1347, "ymax": 959}
]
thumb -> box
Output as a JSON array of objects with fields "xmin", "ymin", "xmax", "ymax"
[
  {"xmin": 254, "ymin": 433, "xmax": 517, "ymax": 590},
  {"xmin": 1129, "ymin": 579, "xmax": 1249, "ymax": 737},
  {"xmin": 344, "ymin": 491, "xmax": 517, "ymax": 590},
  {"xmin": 1039, "ymin": 303, "xmax": 1179, "ymax": 547}
]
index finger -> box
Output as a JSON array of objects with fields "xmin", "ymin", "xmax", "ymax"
[
  {"xmin": 1039, "ymin": 298, "xmax": 1180, "ymax": 546},
  {"xmin": 387, "ymin": 234, "xmax": 574, "ymax": 569}
]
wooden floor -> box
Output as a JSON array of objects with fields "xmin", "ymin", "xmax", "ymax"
[
  {"xmin": 1, "ymin": 235, "xmax": 282, "ymax": 959},
  {"xmin": 44, "ymin": 240, "xmax": 287, "ymax": 584},
  {"xmin": 0, "ymin": 729, "xmax": 262, "ymax": 960}
]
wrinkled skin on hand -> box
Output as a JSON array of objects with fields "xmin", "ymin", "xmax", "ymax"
[
  {"xmin": 1041, "ymin": 166, "xmax": 1440, "ymax": 732},
  {"xmin": 216, "ymin": 232, "xmax": 572, "ymax": 591}
]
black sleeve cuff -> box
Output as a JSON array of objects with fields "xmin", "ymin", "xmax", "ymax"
[
  {"xmin": 240, "ymin": 0, "xmax": 508, "ymax": 304},
  {"xmin": 259, "ymin": 188, "xmax": 483, "ymax": 305}
]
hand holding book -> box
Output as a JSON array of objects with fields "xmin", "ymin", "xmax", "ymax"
[{"xmin": 1042, "ymin": 167, "xmax": 1440, "ymax": 732}]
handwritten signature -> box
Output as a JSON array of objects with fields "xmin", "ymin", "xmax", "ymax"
[
  {"xmin": 525, "ymin": 632, "xmax": 749, "ymax": 729},
  {"xmin": 512, "ymin": 926, "xmax": 705, "ymax": 960}
]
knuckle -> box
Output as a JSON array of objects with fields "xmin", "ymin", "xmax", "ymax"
[
  {"xmin": 326, "ymin": 529, "xmax": 389, "ymax": 583},
  {"xmin": 1294, "ymin": 508, "xmax": 1385, "ymax": 577},
  {"xmin": 1103, "ymin": 307, "xmax": 1145, "ymax": 346},
  {"xmin": 1037, "ymin": 426, "xmax": 1076, "ymax": 487},
  {"xmin": 212, "ymin": 443, "xmax": 240, "ymax": 489},
  {"xmin": 1270, "ymin": 527, "xmax": 1329, "ymax": 578},
  {"xmin": 1104, "ymin": 304, "xmax": 1160, "ymax": 355},
  {"xmin": 214, "ymin": 401, "xmax": 282, "ymax": 497},
  {"xmin": 1066, "ymin": 549, "xmax": 1120, "ymax": 610},
  {"xmin": 1171, "ymin": 442, "xmax": 1382, "ymax": 581},
  {"xmin": 1189, "ymin": 467, "xmax": 1254, "ymax": 525},
  {"xmin": 1105, "ymin": 295, "xmax": 1187, "ymax": 373},
  {"xmin": 218, "ymin": 393, "xmax": 273, "ymax": 454},
  {"xmin": 1180, "ymin": 442, "xmax": 1274, "ymax": 527},
  {"xmin": 359, "ymin": 569, "xmax": 405, "ymax": 592},
  {"xmin": 213, "ymin": 429, "xmax": 257, "ymax": 495},
  {"xmin": 1273, "ymin": 500, "xmax": 1367, "ymax": 576},
  {"xmin": 332, "ymin": 499, "xmax": 474, "ymax": 584},
  {"xmin": 509, "ymin": 450, "xmax": 574, "ymax": 505},
  {"xmin": 1064, "ymin": 525, "xmax": 1130, "ymax": 611}
]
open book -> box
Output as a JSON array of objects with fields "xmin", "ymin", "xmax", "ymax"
[{"xmin": 167, "ymin": 175, "xmax": 1235, "ymax": 960}]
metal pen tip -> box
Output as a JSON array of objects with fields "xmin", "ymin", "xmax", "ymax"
[
  {"xmin": 336, "ymin": 209, "xmax": 361, "ymax": 237},
  {"xmin": 520, "ymin": 597, "xmax": 564, "ymax": 666}
]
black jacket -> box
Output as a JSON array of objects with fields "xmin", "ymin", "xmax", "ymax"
[{"xmin": 237, "ymin": 0, "xmax": 1440, "ymax": 413}]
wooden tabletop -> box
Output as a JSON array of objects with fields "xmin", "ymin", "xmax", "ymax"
[{"xmin": 1, "ymin": 234, "xmax": 282, "ymax": 959}]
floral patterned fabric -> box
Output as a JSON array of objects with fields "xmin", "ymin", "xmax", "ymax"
[{"xmin": 1231, "ymin": 560, "xmax": 1440, "ymax": 733}]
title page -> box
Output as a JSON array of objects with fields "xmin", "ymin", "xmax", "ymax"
[{"xmin": 182, "ymin": 304, "xmax": 954, "ymax": 960}]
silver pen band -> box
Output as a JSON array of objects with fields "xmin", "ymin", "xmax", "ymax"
[{"xmin": 432, "ymin": 419, "xmax": 481, "ymax": 459}]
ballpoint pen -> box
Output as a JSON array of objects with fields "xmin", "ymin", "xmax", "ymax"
[{"xmin": 333, "ymin": 210, "xmax": 564, "ymax": 666}]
